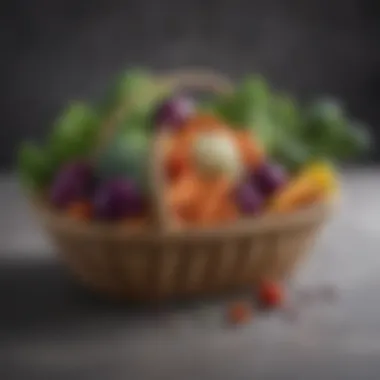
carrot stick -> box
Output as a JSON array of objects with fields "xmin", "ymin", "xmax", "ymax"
[
  {"xmin": 269, "ymin": 164, "xmax": 338, "ymax": 213},
  {"xmin": 195, "ymin": 177, "xmax": 233, "ymax": 226}
]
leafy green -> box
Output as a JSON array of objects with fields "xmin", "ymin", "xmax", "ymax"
[
  {"xmin": 208, "ymin": 76, "xmax": 371, "ymax": 172},
  {"xmin": 17, "ymin": 67, "xmax": 372, "ymax": 191},
  {"xmin": 302, "ymin": 98, "xmax": 371, "ymax": 160},
  {"xmin": 17, "ymin": 142, "xmax": 54, "ymax": 190},
  {"xmin": 99, "ymin": 68, "xmax": 167, "ymax": 119},
  {"xmin": 47, "ymin": 102, "xmax": 100, "ymax": 165},
  {"xmin": 270, "ymin": 94, "xmax": 302, "ymax": 136},
  {"xmin": 332, "ymin": 121, "xmax": 371, "ymax": 159}
]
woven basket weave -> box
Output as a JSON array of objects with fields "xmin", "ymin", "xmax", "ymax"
[{"xmin": 31, "ymin": 69, "xmax": 333, "ymax": 300}]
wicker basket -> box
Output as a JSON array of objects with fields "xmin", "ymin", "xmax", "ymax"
[{"xmin": 30, "ymin": 69, "xmax": 334, "ymax": 300}]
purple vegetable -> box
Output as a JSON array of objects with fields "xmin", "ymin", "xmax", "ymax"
[
  {"xmin": 50, "ymin": 162, "xmax": 94, "ymax": 208},
  {"xmin": 252, "ymin": 162, "xmax": 288, "ymax": 196},
  {"xmin": 93, "ymin": 179, "xmax": 145, "ymax": 221},
  {"xmin": 234, "ymin": 181, "xmax": 264, "ymax": 215},
  {"xmin": 153, "ymin": 95, "xmax": 195, "ymax": 129}
]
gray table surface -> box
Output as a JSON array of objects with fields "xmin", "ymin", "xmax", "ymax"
[{"xmin": 1, "ymin": 169, "xmax": 380, "ymax": 380}]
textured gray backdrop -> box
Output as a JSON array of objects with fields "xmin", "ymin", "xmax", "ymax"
[{"xmin": 2, "ymin": 0, "xmax": 380, "ymax": 170}]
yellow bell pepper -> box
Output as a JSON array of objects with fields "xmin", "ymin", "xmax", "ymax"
[{"xmin": 269, "ymin": 161, "xmax": 339, "ymax": 213}]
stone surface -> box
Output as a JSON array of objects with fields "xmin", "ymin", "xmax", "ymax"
[{"xmin": 2, "ymin": 169, "xmax": 380, "ymax": 379}]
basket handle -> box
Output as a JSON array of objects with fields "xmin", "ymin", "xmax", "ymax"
[{"xmin": 94, "ymin": 69, "xmax": 234, "ymax": 231}]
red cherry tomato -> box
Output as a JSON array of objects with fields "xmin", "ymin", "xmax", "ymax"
[
  {"xmin": 258, "ymin": 281, "xmax": 284, "ymax": 308},
  {"xmin": 227, "ymin": 301, "xmax": 253, "ymax": 325}
]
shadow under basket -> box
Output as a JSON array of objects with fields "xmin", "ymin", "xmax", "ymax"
[
  {"xmin": 28, "ymin": 69, "xmax": 335, "ymax": 301},
  {"xmin": 32, "ymin": 198, "xmax": 333, "ymax": 301}
]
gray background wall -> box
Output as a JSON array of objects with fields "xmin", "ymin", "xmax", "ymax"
[{"xmin": 2, "ymin": 0, "xmax": 380, "ymax": 170}]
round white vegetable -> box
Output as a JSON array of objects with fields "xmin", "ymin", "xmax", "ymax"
[{"xmin": 191, "ymin": 131, "xmax": 243, "ymax": 180}]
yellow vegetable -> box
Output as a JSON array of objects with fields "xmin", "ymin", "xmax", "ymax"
[
  {"xmin": 301, "ymin": 161, "xmax": 339, "ymax": 194},
  {"xmin": 269, "ymin": 161, "xmax": 339, "ymax": 213}
]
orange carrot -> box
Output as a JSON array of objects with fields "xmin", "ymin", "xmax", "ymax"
[
  {"xmin": 234, "ymin": 130, "xmax": 265, "ymax": 168},
  {"xmin": 194, "ymin": 177, "xmax": 233, "ymax": 226},
  {"xmin": 165, "ymin": 148, "xmax": 191, "ymax": 181},
  {"xmin": 216, "ymin": 199, "xmax": 239, "ymax": 223},
  {"xmin": 66, "ymin": 201, "xmax": 93, "ymax": 221},
  {"xmin": 167, "ymin": 172, "xmax": 200, "ymax": 210},
  {"xmin": 269, "ymin": 176, "xmax": 325, "ymax": 213},
  {"xmin": 269, "ymin": 162, "xmax": 338, "ymax": 213}
]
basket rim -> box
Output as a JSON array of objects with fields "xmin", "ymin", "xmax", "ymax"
[{"xmin": 30, "ymin": 195, "xmax": 335, "ymax": 243}]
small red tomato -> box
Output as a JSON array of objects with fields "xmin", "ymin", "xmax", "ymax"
[
  {"xmin": 258, "ymin": 281, "xmax": 284, "ymax": 308},
  {"xmin": 227, "ymin": 301, "xmax": 253, "ymax": 325}
]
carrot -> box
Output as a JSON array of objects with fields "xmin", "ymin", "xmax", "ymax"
[
  {"xmin": 269, "ymin": 178, "xmax": 321, "ymax": 213},
  {"xmin": 269, "ymin": 162, "xmax": 338, "ymax": 213},
  {"xmin": 234, "ymin": 130, "xmax": 265, "ymax": 168},
  {"xmin": 167, "ymin": 172, "xmax": 200, "ymax": 211},
  {"xmin": 66, "ymin": 201, "xmax": 93, "ymax": 221},
  {"xmin": 165, "ymin": 147, "xmax": 191, "ymax": 181},
  {"xmin": 176, "ymin": 202, "xmax": 200, "ymax": 223},
  {"xmin": 216, "ymin": 199, "xmax": 239, "ymax": 223},
  {"xmin": 194, "ymin": 177, "xmax": 234, "ymax": 226}
]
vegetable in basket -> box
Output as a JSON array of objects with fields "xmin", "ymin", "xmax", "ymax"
[
  {"xmin": 48, "ymin": 102, "xmax": 101, "ymax": 165},
  {"xmin": 153, "ymin": 95, "xmax": 196, "ymax": 130},
  {"xmin": 93, "ymin": 179, "xmax": 146, "ymax": 221},
  {"xmin": 15, "ymin": 68, "xmax": 374, "ymax": 303},
  {"xmin": 18, "ymin": 142, "xmax": 55, "ymax": 190},
  {"xmin": 17, "ymin": 68, "xmax": 372, "ymax": 227},
  {"xmin": 96, "ymin": 128, "xmax": 150, "ymax": 191},
  {"xmin": 99, "ymin": 69, "xmax": 167, "ymax": 119},
  {"xmin": 50, "ymin": 161, "xmax": 95, "ymax": 209},
  {"xmin": 207, "ymin": 77, "xmax": 371, "ymax": 173},
  {"xmin": 234, "ymin": 181, "xmax": 264, "ymax": 215}
]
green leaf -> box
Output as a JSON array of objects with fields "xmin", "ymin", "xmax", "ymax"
[
  {"xmin": 333, "ymin": 121, "xmax": 372, "ymax": 159},
  {"xmin": 100, "ymin": 69, "xmax": 167, "ymax": 119},
  {"xmin": 272, "ymin": 130, "xmax": 313, "ymax": 173},
  {"xmin": 302, "ymin": 98, "xmax": 348, "ymax": 157},
  {"xmin": 302, "ymin": 98, "xmax": 372, "ymax": 161},
  {"xmin": 232, "ymin": 75, "xmax": 271, "ymax": 125},
  {"xmin": 117, "ymin": 109, "xmax": 151, "ymax": 135},
  {"xmin": 48, "ymin": 102, "xmax": 100, "ymax": 164},
  {"xmin": 270, "ymin": 94, "xmax": 302, "ymax": 136},
  {"xmin": 17, "ymin": 142, "xmax": 54, "ymax": 190}
]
